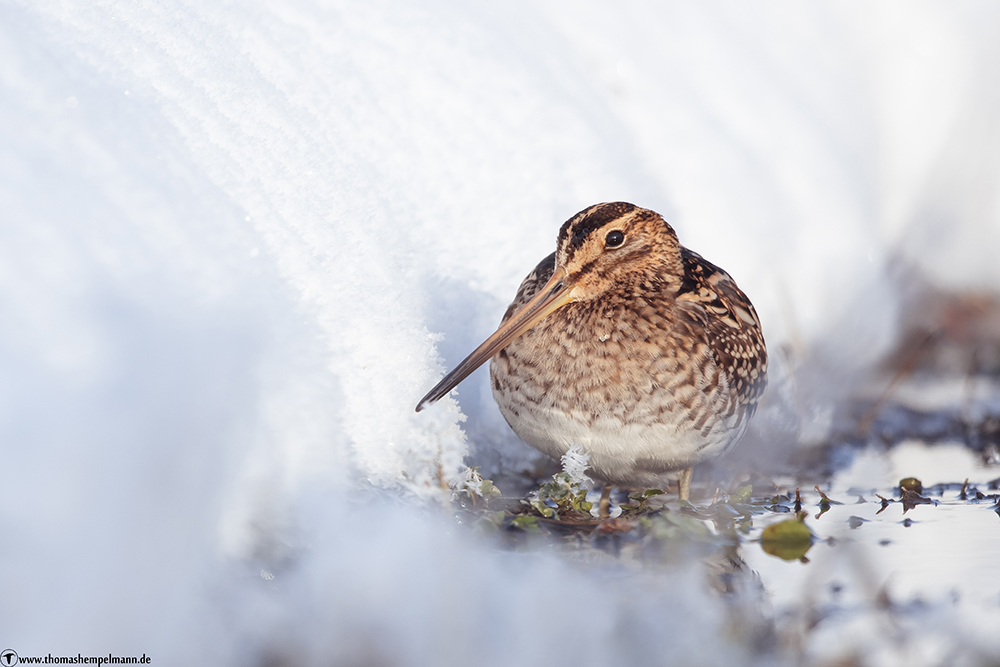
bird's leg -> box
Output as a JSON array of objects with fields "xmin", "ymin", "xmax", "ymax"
[
  {"xmin": 678, "ymin": 467, "xmax": 694, "ymax": 502},
  {"xmin": 599, "ymin": 485, "xmax": 612, "ymax": 518}
]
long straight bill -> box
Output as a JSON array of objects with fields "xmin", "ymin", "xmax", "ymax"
[{"xmin": 415, "ymin": 267, "xmax": 573, "ymax": 412}]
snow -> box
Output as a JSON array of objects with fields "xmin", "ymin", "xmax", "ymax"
[{"xmin": 2, "ymin": 0, "xmax": 999, "ymax": 664}]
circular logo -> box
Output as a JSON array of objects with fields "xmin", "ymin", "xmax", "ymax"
[{"xmin": 0, "ymin": 649, "xmax": 19, "ymax": 666}]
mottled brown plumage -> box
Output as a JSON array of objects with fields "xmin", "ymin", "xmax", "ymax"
[{"xmin": 416, "ymin": 202, "xmax": 767, "ymax": 498}]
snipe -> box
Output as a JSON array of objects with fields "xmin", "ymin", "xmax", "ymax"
[{"xmin": 417, "ymin": 202, "xmax": 767, "ymax": 502}]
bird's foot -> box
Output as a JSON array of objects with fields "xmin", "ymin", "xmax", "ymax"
[
  {"xmin": 598, "ymin": 485, "xmax": 612, "ymax": 518},
  {"xmin": 678, "ymin": 467, "xmax": 694, "ymax": 502}
]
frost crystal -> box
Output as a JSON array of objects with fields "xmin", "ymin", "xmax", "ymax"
[
  {"xmin": 455, "ymin": 466, "xmax": 500, "ymax": 501},
  {"xmin": 561, "ymin": 444, "xmax": 593, "ymax": 488},
  {"xmin": 459, "ymin": 466, "xmax": 484, "ymax": 496}
]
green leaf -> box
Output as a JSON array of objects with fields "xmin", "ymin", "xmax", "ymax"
[
  {"xmin": 526, "ymin": 499, "xmax": 554, "ymax": 518},
  {"xmin": 649, "ymin": 512, "xmax": 713, "ymax": 541},
  {"xmin": 760, "ymin": 518, "xmax": 813, "ymax": 561},
  {"xmin": 510, "ymin": 515, "xmax": 541, "ymax": 531},
  {"xmin": 730, "ymin": 485, "xmax": 753, "ymax": 505},
  {"xmin": 478, "ymin": 478, "xmax": 501, "ymax": 498},
  {"xmin": 548, "ymin": 485, "xmax": 569, "ymax": 500},
  {"xmin": 899, "ymin": 477, "xmax": 923, "ymax": 494}
]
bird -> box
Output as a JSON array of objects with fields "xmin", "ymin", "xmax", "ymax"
[{"xmin": 416, "ymin": 202, "xmax": 767, "ymax": 505}]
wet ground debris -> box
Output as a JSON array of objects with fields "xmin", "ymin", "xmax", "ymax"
[
  {"xmin": 813, "ymin": 486, "xmax": 843, "ymax": 518},
  {"xmin": 461, "ymin": 466, "xmax": 1000, "ymax": 566},
  {"xmin": 900, "ymin": 488, "xmax": 936, "ymax": 512},
  {"xmin": 596, "ymin": 517, "xmax": 633, "ymax": 534},
  {"xmin": 495, "ymin": 478, "xmax": 782, "ymax": 548},
  {"xmin": 619, "ymin": 488, "xmax": 666, "ymax": 512},
  {"xmin": 523, "ymin": 471, "xmax": 594, "ymax": 522}
]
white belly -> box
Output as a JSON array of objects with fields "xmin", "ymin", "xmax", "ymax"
[{"xmin": 493, "ymin": 389, "xmax": 744, "ymax": 487}]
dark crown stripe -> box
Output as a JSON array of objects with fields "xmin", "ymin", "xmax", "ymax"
[{"xmin": 563, "ymin": 201, "xmax": 637, "ymax": 255}]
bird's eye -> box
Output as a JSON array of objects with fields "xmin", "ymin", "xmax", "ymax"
[{"xmin": 605, "ymin": 230, "xmax": 625, "ymax": 248}]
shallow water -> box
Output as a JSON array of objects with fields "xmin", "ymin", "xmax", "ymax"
[
  {"xmin": 747, "ymin": 473, "xmax": 1000, "ymax": 665},
  {"xmin": 474, "ymin": 435, "xmax": 1000, "ymax": 667},
  {"xmin": 738, "ymin": 305, "xmax": 1000, "ymax": 663}
]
